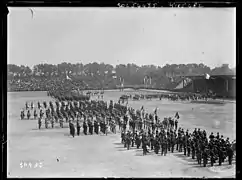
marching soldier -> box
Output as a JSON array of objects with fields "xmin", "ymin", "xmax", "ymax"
[
  {"xmin": 179, "ymin": 135, "xmax": 183, "ymax": 152},
  {"xmin": 90, "ymin": 120, "xmax": 94, "ymax": 135},
  {"xmin": 105, "ymin": 122, "xmax": 108, "ymax": 136},
  {"xmin": 40, "ymin": 109, "xmax": 44, "ymax": 119},
  {"xmin": 88, "ymin": 119, "xmax": 92, "ymax": 135},
  {"xmin": 43, "ymin": 101, "xmax": 47, "ymax": 109},
  {"xmin": 187, "ymin": 138, "xmax": 191, "ymax": 157},
  {"xmin": 34, "ymin": 109, "xmax": 38, "ymax": 119},
  {"xmin": 94, "ymin": 120, "xmax": 98, "ymax": 134},
  {"xmin": 76, "ymin": 119, "xmax": 81, "ymax": 136},
  {"xmin": 118, "ymin": 117, "xmax": 122, "ymax": 130},
  {"xmin": 83, "ymin": 120, "xmax": 87, "ymax": 135},
  {"xmin": 69, "ymin": 120, "xmax": 72, "ymax": 134},
  {"xmin": 126, "ymin": 131, "xmax": 131, "ymax": 150},
  {"xmin": 131, "ymin": 133, "xmax": 135, "ymax": 147},
  {"xmin": 121, "ymin": 130, "xmax": 125, "ymax": 144},
  {"xmin": 150, "ymin": 133, "xmax": 155, "ymax": 151},
  {"xmin": 59, "ymin": 118, "xmax": 64, "ymax": 128},
  {"xmin": 51, "ymin": 116, "xmax": 54, "ymax": 128},
  {"xmin": 154, "ymin": 135, "xmax": 160, "ymax": 154},
  {"xmin": 38, "ymin": 117, "xmax": 42, "ymax": 129},
  {"xmin": 136, "ymin": 134, "xmax": 141, "ymax": 149},
  {"xmin": 161, "ymin": 136, "xmax": 168, "ymax": 156},
  {"xmin": 45, "ymin": 117, "xmax": 48, "ymax": 129},
  {"xmin": 20, "ymin": 109, "xmax": 25, "ymax": 120},
  {"xmin": 142, "ymin": 134, "xmax": 148, "ymax": 155},
  {"xmin": 97, "ymin": 120, "xmax": 100, "ymax": 134},
  {"xmin": 177, "ymin": 128, "xmax": 181, "ymax": 151},
  {"xmin": 175, "ymin": 119, "xmax": 178, "ymax": 131},
  {"xmin": 218, "ymin": 146, "xmax": 223, "ymax": 166},
  {"xmin": 183, "ymin": 134, "xmax": 187, "ymax": 155},
  {"xmin": 191, "ymin": 140, "xmax": 196, "ymax": 159},
  {"xmin": 37, "ymin": 101, "xmax": 41, "ymax": 109},
  {"xmin": 210, "ymin": 147, "xmax": 215, "ymax": 167},
  {"xmin": 209, "ymin": 132, "xmax": 215, "ymax": 140},
  {"xmin": 196, "ymin": 147, "xmax": 202, "ymax": 165},
  {"xmin": 227, "ymin": 144, "xmax": 234, "ymax": 165},
  {"xmin": 170, "ymin": 132, "xmax": 175, "ymax": 153},
  {"xmin": 216, "ymin": 132, "xmax": 220, "ymax": 140},
  {"xmin": 124, "ymin": 132, "xmax": 127, "ymax": 148},
  {"xmin": 69, "ymin": 121, "xmax": 75, "ymax": 138},
  {"xmin": 27, "ymin": 110, "xmax": 31, "ymax": 120},
  {"xmin": 202, "ymin": 147, "xmax": 208, "ymax": 167}
]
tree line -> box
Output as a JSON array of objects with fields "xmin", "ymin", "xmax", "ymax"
[{"xmin": 7, "ymin": 62, "xmax": 235, "ymax": 89}]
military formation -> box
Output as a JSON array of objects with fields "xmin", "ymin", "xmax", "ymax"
[
  {"xmin": 20, "ymin": 89, "xmax": 235, "ymax": 168},
  {"xmin": 20, "ymin": 101, "xmax": 38, "ymax": 120},
  {"xmin": 120, "ymin": 112, "xmax": 236, "ymax": 167},
  {"xmin": 119, "ymin": 91, "xmax": 216, "ymax": 103}
]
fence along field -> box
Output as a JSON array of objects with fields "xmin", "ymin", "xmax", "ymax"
[{"xmin": 7, "ymin": 90, "xmax": 236, "ymax": 178}]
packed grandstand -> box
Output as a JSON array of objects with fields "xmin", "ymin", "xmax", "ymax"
[{"xmin": 7, "ymin": 62, "xmax": 235, "ymax": 98}]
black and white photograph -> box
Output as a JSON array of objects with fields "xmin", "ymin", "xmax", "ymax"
[{"xmin": 7, "ymin": 7, "xmax": 236, "ymax": 177}]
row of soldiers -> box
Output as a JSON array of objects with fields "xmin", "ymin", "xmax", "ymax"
[
  {"xmin": 23, "ymin": 90, "xmax": 235, "ymax": 168},
  {"xmin": 120, "ymin": 121, "xmax": 235, "ymax": 167},
  {"xmin": 27, "ymin": 97, "xmax": 163, "ymax": 132},
  {"xmin": 69, "ymin": 115, "xmax": 111, "ymax": 137},
  {"xmin": 31, "ymin": 98, "xmax": 126, "ymax": 134}
]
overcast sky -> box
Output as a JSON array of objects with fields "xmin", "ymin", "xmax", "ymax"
[{"xmin": 8, "ymin": 8, "xmax": 236, "ymax": 69}]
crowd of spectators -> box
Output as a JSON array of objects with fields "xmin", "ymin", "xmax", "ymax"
[
  {"xmin": 7, "ymin": 76, "xmax": 89, "ymax": 92},
  {"xmin": 7, "ymin": 63, "xmax": 235, "ymax": 97}
]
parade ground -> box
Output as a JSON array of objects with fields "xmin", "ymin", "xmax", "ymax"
[{"xmin": 7, "ymin": 90, "xmax": 236, "ymax": 178}]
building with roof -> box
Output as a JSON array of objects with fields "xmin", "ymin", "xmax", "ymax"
[{"xmin": 175, "ymin": 74, "xmax": 236, "ymax": 98}]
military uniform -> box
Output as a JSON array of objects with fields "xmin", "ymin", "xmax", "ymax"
[
  {"xmin": 179, "ymin": 136, "xmax": 183, "ymax": 152},
  {"xmin": 83, "ymin": 121, "xmax": 87, "ymax": 135},
  {"xmin": 202, "ymin": 148, "xmax": 208, "ymax": 167},
  {"xmin": 175, "ymin": 119, "xmax": 178, "ymax": 131},
  {"xmin": 51, "ymin": 117, "xmax": 54, "ymax": 128},
  {"xmin": 59, "ymin": 118, "xmax": 64, "ymax": 128},
  {"xmin": 170, "ymin": 133, "xmax": 175, "ymax": 153},
  {"xmin": 218, "ymin": 147, "xmax": 223, "ymax": 166},
  {"xmin": 183, "ymin": 135, "xmax": 187, "ymax": 155},
  {"xmin": 76, "ymin": 120, "xmax": 81, "ymax": 136},
  {"xmin": 121, "ymin": 131, "xmax": 125, "ymax": 144},
  {"xmin": 142, "ymin": 136, "xmax": 148, "ymax": 155},
  {"xmin": 88, "ymin": 121, "xmax": 91, "ymax": 134},
  {"xmin": 131, "ymin": 133, "xmax": 135, "ymax": 147},
  {"xmin": 38, "ymin": 118, "xmax": 42, "ymax": 129},
  {"xmin": 196, "ymin": 148, "xmax": 202, "ymax": 165},
  {"xmin": 90, "ymin": 122, "xmax": 94, "ymax": 135},
  {"xmin": 227, "ymin": 145, "xmax": 233, "ymax": 165},
  {"xmin": 20, "ymin": 110, "xmax": 25, "ymax": 120},
  {"xmin": 154, "ymin": 137, "xmax": 160, "ymax": 154},
  {"xmin": 150, "ymin": 134, "xmax": 155, "ymax": 150},
  {"xmin": 161, "ymin": 137, "xmax": 168, "ymax": 156},
  {"xmin": 126, "ymin": 133, "xmax": 131, "ymax": 150},
  {"xmin": 210, "ymin": 148, "xmax": 215, "ymax": 166},
  {"xmin": 94, "ymin": 121, "xmax": 98, "ymax": 134},
  {"xmin": 27, "ymin": 110, "xmax": 31, "ymax": 120},
  {"xmin": 45, "ymin": 118, "xmax": 48, "ymax": 129},
  {"xmin": 34, "ymin": 110, "xmax": 37, "ymax": 119},
  {"xmin": 136, "ymin": 135, "xmax": 141, "ymax": 149},
  {"xmin": 191, "ymin": 141, "xmax": 196, "ymax": 159},
  {"xmin": 38, "ymin": 102, "xmax": 41, "ymax": 109},
  {"xmin": 70, "ymin": 122, "xmax": 75, "ymax": 138},
  {"xmin": 187, "ymin": 138, "xmax": 191, "ymax": 157}
]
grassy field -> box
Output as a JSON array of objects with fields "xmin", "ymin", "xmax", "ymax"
[{"xmin": 7, "ymin": 90, "xmax": 236, "ymax": 178}]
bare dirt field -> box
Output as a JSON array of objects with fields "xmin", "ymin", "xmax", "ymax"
[{"xmin": 7, "ymin": 90, "xmax": 236, "ymax": 178}]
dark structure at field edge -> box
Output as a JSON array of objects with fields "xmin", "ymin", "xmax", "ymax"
[{"xmin": 174, "ymin": 75, "xmax": 236, "ymax": 99}]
